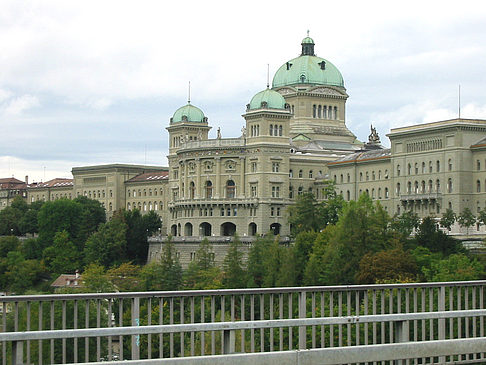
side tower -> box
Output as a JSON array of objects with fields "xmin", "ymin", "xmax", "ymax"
[
  {"xmin": 272, "ymin": 35, "xmax": 357, "ymax": 146},
  {"xmin": 244, "ymin": 87, "xmax": 292, "ymax": 236},
  {"xmin": 166, "ymin": 102, "xmax": 211, "ymax": 156}
]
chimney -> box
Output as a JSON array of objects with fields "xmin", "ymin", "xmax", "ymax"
[{"xmin": 25, "ymin": 175, "xmax": 29, "ymax": 184}]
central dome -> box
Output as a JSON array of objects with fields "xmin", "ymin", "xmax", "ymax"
[{"xmin": 272, "ymin": 37, "xmax": 344, "ymax": 88}]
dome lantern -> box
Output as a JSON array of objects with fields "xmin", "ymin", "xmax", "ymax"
[{"xmin": 301, "ymin": 30, "xmax": 315, "ymax": 56}]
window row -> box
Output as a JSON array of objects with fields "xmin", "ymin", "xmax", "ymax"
[
  {"xmin": 406, "ymin": 138, "xmax": 443, "ymax": 153},
  {"xmin": 250, "ymin": 124, "xmax": 260, "ymax": 137},
  {"xmin": 289, "ymin": 169, "xmax": 321, "ymax": 178},
  {"xmin": 128, "ymin": 188, "xmax": 163, "ymax": 198},
  {"xmin": 398, "ymin": 160, "xmax": 451, "ymax": 176},
  {"xmin": 127, "ymin": 201, "xmax": 163, "ymax": 212},
  {"xmin": 356, "ymin": 188, "xmax": 390, "ymax": 200},
  {"xmin": 357, "ymin": 169, "xmax": 389, "ymax": 182},
  {"xmin": 312, "ymin": 105, "xmax": 338, "ymax": 119},
  {"xmin": 269, "ymin": 124, "xmax": 283, "ymax": 136},
  {"xmin": 83, "ymin": 190, "xmax": 113, "ymax": 198},
  {"xmin": 396, "ymin": 179, "xmax": 453, "ymax": 194}
]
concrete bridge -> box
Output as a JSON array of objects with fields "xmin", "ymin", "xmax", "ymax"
[{"xmin": 0, "ymin": 281, "xmax": 485, "ymax": 364}]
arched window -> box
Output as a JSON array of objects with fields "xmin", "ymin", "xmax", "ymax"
[
  {"xmin": 298, "ymin": 170, "xmax": 303, "ymax": 178},
  {"xmin": 359, "ymin": 172, "xmax": 363, "ymax": 181},
  {"xmin": 429, "ymin": 161, "xmax": 433, "ymax": 173},
  {"xmin": 408, "ymin": 164, "xmax": 412, "ymax": 175},
  {"xmin": 436, "ymin": 160, "xmax": 440, "ymax": 172},
  {"xmin": 226, "ymin": 180, "xmax": 236, "ymax": 198},
  {"xmin": 205, "ymin": 180, "xmax": 213, "ymax": 198},
  {"xmin": 269, "ymin": 124, "xmax": 273, "ymax": 136},
  {"xmin": 309, "ymin": 170, "xmax": 313, "ymax": 178},
  {"xmin": 448, "ymin": 159, "xmax": 453, "ymax": 171},
  {"xmin": 429, "ymin": 180, "xmax": 433, "ymax": 192},
  {"xmin": 346, "ymin": 190, "xmax": 350, "ymax": 201},
  {"xmin": 407, "ymin": 182, "xmax": 412, "ymax": 194},
  {"xmin": 422, "ymin": 162, "xmax": 426, "ymax": 174},
  {"xmin": 372, "ymin": 188, "xmax": 375, "ymax": 199},
  {"xmin": 289, "ymin": 169, "xmax": 293, "ymax": 178},
  {"xmin": 317, "ymin": 105, "xmax": 321, "ymax": 118},
  {"xmin": 415, "ymin": 163, "xmax": 418, "ymax": 174},
  {"xmin": 447, "ymin": 178, "xmax": 453, "ymax": 193},
  {"xmin": 378, "ymin": 188, "xmax": 381, "ymax": 198},
  {"xmin": 372, "ymin": 171, "xmax": 376, "ymax": 180},
  {"xmin": 421, "ymin": 181, "xmax": 426, "ymax": 193},
  {"xmin": 347, "ymin": 173, "xmax": 350, "ymax": 183},
  {"xmin": 478, "ymin": 160, "xmax": 481, "ymax": 171},
  {"xmin": 436, "ymin": 179, "xmax": 441, "ymax": 193},
  {"xmin": 397, "ymin": 165, "xmax": 401, "ymax": 176},
  {"xmin": 313, "ymin": 105, "xmax": 316, "ymax": 118},
  {"xmin": 385, "ymin": 187, "xmax": 389, "ymax": 198},
  {"xmin": 279, "ymin": 125, "xmax": 283, "ymax": 136},
  {"xmin": 189, "ymin": 181, "xmax": 195, "ymax": 199},
  {"xmin": 414, "ymin": 181, "xmax": 419, "ymax": 194},
  {"xmin": 477, "ymin": 180, "xmax": 481, "ymax": 193},
  {"xmin": 289, "ymin": 185, "xmax": 294, "ymax": 199},
  {"xmin": 396, "ymin": 183, "xmax": 401, "ymax": 195},
  {"xmin": 298, "ymin": 186, "xmax": 303, "ymax": 195}
]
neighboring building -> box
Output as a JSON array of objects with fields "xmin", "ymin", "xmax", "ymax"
[
  {"xmin": 27, "ymin": 178, "xmax": 74, "ymax": 203},
  {"xmin": 0, "ymin": 177, "xmax": 27, "ymax": 210},
  {"xmin": 51, "ymin": 271, "xmax": 83, "ymax": 289}
]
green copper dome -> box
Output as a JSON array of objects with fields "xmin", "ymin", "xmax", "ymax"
[
  {"xmin": 248, "ymin": 88, "xmax": 287, "ymax": 110},
  {"xmin": 171, "ymin": 103, "xmax": 206, "ymax": 123},
  {"xmin": 272, "ymin": 37, "xmax": 344, "ymax": 88}
]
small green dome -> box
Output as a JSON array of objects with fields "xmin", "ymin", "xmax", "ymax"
[
  {"xmin": 272, "ymin": 55, "xmax": 344, "ymax": 88},
  {"xmin": 301, "ymin": 36, "xmax": 314, "ymax": 44},
  {"xmin": 171, "ymin": 103, "xmax": 206, "ymax": 123},
  {"xmin": 248, "ymin": 88, "xmax": 287, "ymax": 110}
]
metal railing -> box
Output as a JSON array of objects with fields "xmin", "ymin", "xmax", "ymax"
[{"xmin": 0, "ymin": 281, "xmax": 485, "ymax": 364}]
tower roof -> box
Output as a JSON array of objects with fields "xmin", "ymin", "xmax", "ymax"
[
  {"xmin": 248, "ymin": 88, "xmax": 287, "ymax": 110},
  {"xmin": 171, "ymin": 103, "xmax": 206, "ymax": 124}
]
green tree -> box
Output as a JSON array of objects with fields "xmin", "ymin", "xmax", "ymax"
[
  {"xmin": 82, "ymin": 263, "xmax": 114, "ymax": 292},
  {"xmin": 287, "ymin": 193, "xmax": 320, "ymax": 235},
  {"xmin": 43, "ymin": 230, "xmax": 81, "ymax": 275},
  {"xmin": 247, "ymin": 235, "xmax": 272, "ymax": 287},
  {"xmin": 222, "ymin": 235, "xmax": 247, "ymax": 288},
  {"xmin": 107, "ymin": 263, "xmax": 141, "ymax": 292},
  {"xmin": 73, "ymin": 196, "xmax": 106, "ymax": 246},
  {"xmin": 143, "ymin": 210, "xmax": 162, "ymax": 235},
  {"xmin": 19, "ymin": 200, "xmax": 44, "ymax": 235},
  {"xmin": 184, "ymin": 238, "xmax": 222, "ymax": 290},
  {"xmin": 123, "ymin": 209, "xmax": 155, "ymax": 264},
  {"xmin": 0, "ymin": 206, "xmax": 23, "ymax": 235},
  {"xmin": 457, "ymin": 208, "xmax": 476, "ymax": 235},
  {"xmin": 478, "ymin": 207, "xmax": 486, "ymax": 227},
  {"xmin": 424, "ymin": 253, "xmax": 484, "ymax": 282},
  {"xmin": 440, "ymin": 208, "xmax": 456, "ymax": 232},
  {"xmin": 292, "ymin": 231, "xmax": 318, "ymax": 285},
  {"xmin": 392, "ymin": 211, "xmax": 419, "ymax": 237},
  {"xmin": 37, "ymin": 199, "xmax": 83, "ymax": 255},
  {"xmin": 84, "ymin": 215, "xmax": 127, "ymax": 268},
  {"xmin": 0, "ymin": 236, "xmax": 20, "ymax": 256},
  {"xmin": 414, "ymin": 217, "xmax": 463, "ymax": 255}
]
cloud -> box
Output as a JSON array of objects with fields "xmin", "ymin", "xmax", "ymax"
[{"xmin": 3, "ymin": 94, "xmax": 39, "ymax": 115}]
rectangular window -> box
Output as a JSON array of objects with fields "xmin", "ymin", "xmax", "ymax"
[
  {"xmin": 251, "ymin": 185, "xmax": 257, "ymax": 197},
  {"xmin": 272, "ymin": 162, "xmax": 280, "ymax": 173},
  {"xmin": 271, "ymin": 186, "xmax": 280, "ymax": 198},
  {"xmin": 251, "ymin": 162, "xmax": 257, "ymax": 172}
]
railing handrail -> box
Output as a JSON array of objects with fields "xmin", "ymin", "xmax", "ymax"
[
  {"xmin": 2, "ymin": 280, "xmax": 486, "ymax": 302},
  {"xmin": 2, "ymin": 309, "xmax": 485, "ymax": 341},
  {"xmin": 71, "ymin": 338, "xmax": 486, "ymax": 365}
]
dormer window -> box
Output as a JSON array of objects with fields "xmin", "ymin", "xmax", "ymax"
[
  {"xmin": 318, "ymin": 61, "xmax": 326, "ymax": 70},
  {"xmin": 286, "ymin": 62, "xmax": 292, "ymax": 70}
]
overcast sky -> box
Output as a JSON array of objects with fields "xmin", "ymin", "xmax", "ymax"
[{"xmin": 2, "ymin": 0, "xmax": 486, "ymax": 182}]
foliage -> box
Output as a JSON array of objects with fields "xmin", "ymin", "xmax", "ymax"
[
  {"xmin": 457, "ymin": 208, "xmax": 476, "ymax": 234},
  {"xmin": 84, "ymin": 214, "xmax": 127, "ymax": 268},
  {"xmin": 184, "ymin": 238, "xmax": 223, "ymax": 290},
  {"xmin": 222, "ymin": 235, "xmax": 247, "ymax": 288},
  {"xmin": 0, "ymin": 206, "xmax": 23, "ymax": 235},
  {"xmin": 82, "ymin": 263, "xmax": 114, "ymax": 292},
  {"xmin": 107, "ymin": 263, "xmax": 141, "ymax": 292},
  {"xmin": 423, "ymin": 253, "xmax": 484, "ymax": 282},
  {"xmin": 356, "ymin": 246, "xmax": 418, "ymax": 284},
  {"xmin": 0, "ymin": 236, "xmax": 20, "ymax": 256},
  {"xmin": 391, "ymin": 211, "xmax": 419, "ymax": 237},
  {"xmin": 123, "ymin": 209, "xmax": 161, "ymax": 265},
  {"xmin": 414, "ymin": 217, "xmax": 463, "ymax": 255},
  {"xmin": 43, "ymin": 230, "xmax": 81, "ymax": 275},
  {"xmin": 73, "ymin": 196, "xmax": 106, "ymax": 246},
  {"xmin": 292, "ymin": 231, "xmax": 318, "ymax": 285},
  {"xmin": 440, "ymin": 208, "xmax": 456, "ymax": 232}
]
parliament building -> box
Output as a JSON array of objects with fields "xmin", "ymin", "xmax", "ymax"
[{"xmin": 4, "ymin": 35, "xmax": 486, "ymax": 264}]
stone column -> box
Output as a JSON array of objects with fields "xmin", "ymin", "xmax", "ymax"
[
  {"xmin": 195, "ymin": 158, "xmax": 201, "ymax": 199},
  {"xmin": 239, "ymin": 156, "xmax": 246, "ymax": 198},
  {"xmin": 215, "ymin": 157, "xmax": 221, "ymax": 198}
]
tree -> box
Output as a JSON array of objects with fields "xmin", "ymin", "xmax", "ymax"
[
  {"xmin": 478, "ymin": 207, "xmax": 486, "ymax": 227},
  {"xmin": 43, "ymin": 230, "xmax": 81, "ymax": 275},
  {"xmin": 292, "ymin": 231, "xmax": 318, "ymax": 285},
  {"xmin": 247, "ymin": 235, "xmax": 273, "ymax": 287},
  {"xmin": 356, "ymin": 246, "xmax": 418, "ymax": 284},
  {"xmin": 184, "ymin": 238, "xmax": 222, "ymax": 290},
  {"xmin": 222, "ymin": 235, "xmax": 247, "ymax": 288},
  {"xmin": 84, "ymin": 215, "xmax": 127, "ymax": 268},
  {"xmin": 19, "ymin": 200, "xmax": 44, "ymax": 235},
  {"xmin": 392, "ymin": 211, "xmax": 419, "ymax": 237},
  {"xmin": 73, "ymin": 196, "xmax": 106, "ymax": 246},
  {"xmin": 440, "ymin": 208, "xmax": 456, "ymax": 232},
  {"xmin": 0, "ymin": 206, "xmax": 23, "ymax": 235},
  {"xmin": 143, "ymin": 210, "xmax": 162, "ymax": 236},
  {"xmin": 0, "ymin": 236, "xmax": 20, "ymax": 257},
  {"xmin": 107, "ymin": 263, "xmax": 141, "ymax": 292},
  {"xmin": 424, "ymin": 253, "xmax": 484, "ymax": 282},
  {"xmin": 457, "ymin": 208, "xmax": 476, "ymax": 235},
  {"xmin": 287, "ymin": 193, "xmax": 320, "ymax": 235},
  {"xmin": 82, "ymin": 263, "xmax": 114, "ymax": 293},
  {"xmin": 414, "ymin": 217, "xmax": 463, "ymax": 255},
  {"xmin": 123, "ymin": 209, "xmax": 156, "ymax": 264}
]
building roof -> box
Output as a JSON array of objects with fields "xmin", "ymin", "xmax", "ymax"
[
  {"xmin": 171, "ymin": 103, "xmax": 206, "ymax": 124},
  {"xmin": 248, "ymin": 88, "xmax": 287, "ymax": 110},
  {"xmin": 126, "ymin": 171, "xmax": 169, "ymax": 183},
  {"xmin": 328, "ymin": 148, "xmax": 391, "ymax": 165},
  {"xmin": 272, "ymin": 39, "xmax": 344, "ymax": 88},
  {"xmin": 28, "ymin": 178, "xmax": 73, "ymax": 189},
  {"xmin": 0, "ymin": 178, "xmax": 26, "ymax": 189},
  {"xmin": 51, "ymin": 273, "xmax": 83, "ymax": 288}
]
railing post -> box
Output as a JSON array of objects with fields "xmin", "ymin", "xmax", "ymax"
[
  {"xmin": 394, "ymin": 320, "xmax": 409, "ymax": 365},
  {"xmin": 12, "ymin": 341, "xmax": 23, "ymax": 365},
  {"xmin": 299, "ymin": 291, "xmax": 306, "ymax": 350},
  {"xmin": 223, "ymin": 330, "xmax": 235, "ymax": 354},
  {"xmin": 438, "ymin": 285, "xmax": 446, "ymax": 364},
  {"xmin": 131, "ymin": 297, "xmax": 140, "ymax": 360}
]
